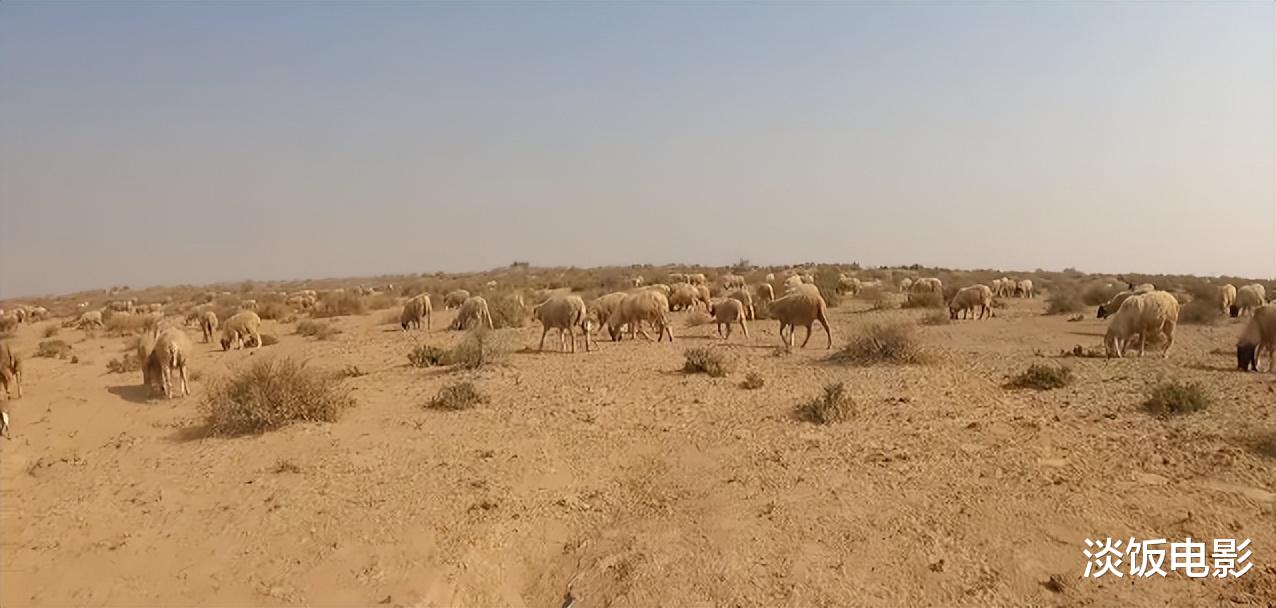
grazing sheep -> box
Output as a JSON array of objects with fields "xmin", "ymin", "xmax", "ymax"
[
  {"xmin": 688, "ymin": 273, "xmax": 707, "ymax": 286},
  {"xmin": 1104, "ymin": 291, "xmax": 1180, "ymax": 358},
  {"xmin": 451, "ymin": 296, "xmax": 494, "ymax": 331},
  {"xmin": 783, "ymin": 275, "xmax": 803, "ymax": 291},
  {"xmin": 668, "ymin": 283, "xmax": 703, "ymax": 312},
  {"xmin": 1231, "ymin": 284, "xmax": 1267, "ymax": 317},
  {"xmin": 709, "ymin": 298, "xmax": 749, "ymax": 339},
  {"xmin": 899, "ymin": 277, "xmax": 914, "ymax": 293},
  {"xmin": 695, "ymin": 285, "xmax": 712, "ymax": 309},
  {"xmin": 1, "ymin": 314, "xmax": 20, "ymax": 334},
  {"xmin": 787, "ymin": 283, "xmax": 821, "ymax": 298},
  {"xmin": 77, "ymin": 310, "xmax": 104, "ymax": 329},
  {"xmin": 721, "ymin": 274, "xmax": 746, "ymax": 290},
  {"xmin": 239, "ymin": 299, "xmax": 258, "ymax": 311},
  {"xmin": 0, "ymin": 342, "xmax": 22, "ymax": 400},
  {"xmin": 199, "ymin": 311, "xmax": 219, "ymax": 343},
  {"xmin": 220, "ymin": 311, "xmax": 262, "ymax": 351},
  {"xmin": 728, "ymin": 288, "xmax": 756, "ymax": 320},
  {"xmin": 589, "ymin": 292, "xmax": 630, "ymax": 336},
  {"xmin": 1236, "ymin": 304, "xmax": 1276, "ymax": 372},
  {"xmin": 1218, "ymin": 283, "xmax": 1237, "ymax": 314},
  {"xmin": 909, "ymin": 278, "xmax": 943, "ymax": 302},
  {"xmin": 756, "ymin": 283, "xmax": 775, "ymax": 304},
  {"xmin": 144, "ymin": 327, "xmax": 192, "ymax": 398},
  {"xmin": 948, "ymin": 285, "xmax": 994, "ymax": 320},
  {"xmin": 533, "ymin": 295, "xmax": 592, "ymax": 353},
  {"xmin": 444, "ymin": 289, "xmax": 471, "ymax": 309},
  {"xmin": 800, "ymin": 273, "xmax": 815, "ymax": 285},
  {"xmin": 1096, "ymin": 283, "xmax": 1155, "ymax": 319},
  {"xmin": 837, "ymin": 276, "xmax": 861, "ymax": 296},
  {"xmin": 400, "ymin": 295, "xmax": 432, "ymax": 330},
  {"xmin": 607, "ymin": 290, "xmax": 674, "ymax": 342},
  {"xmin": 642, "ymin": 283, "xmax": 672, "ymax": 297},
  {"xmin": 768, "ymin": 291, "xmax": 832, "ymax": 349},
  {"xmin": 1015, "ymin": 279, "xmax": 1034, "ymax": 298}
]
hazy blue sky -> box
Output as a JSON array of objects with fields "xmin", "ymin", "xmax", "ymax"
[{"xmin": 2, "ymin": 2, "xmax": 1272, "ymax": 297}]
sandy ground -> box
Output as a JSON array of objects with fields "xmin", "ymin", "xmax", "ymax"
[{"xmin": 1, "ymin": 296, "xmax": 1273, "ymax": 607}]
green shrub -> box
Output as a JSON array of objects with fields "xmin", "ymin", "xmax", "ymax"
[
  {"xmin": 200, "ymin": 358, "xmax": 355, "ymax": 436},
  {"xmin": 429, "ymin": 381, "xmax": 486, "ymax": 410},
  {"xmin": 683, "ymin": 347, "xmax": 735, "ymax": 377},
  {"xmin": 797, "ymin": 382, "xmax": 854, "ymax": 424},
  {"xmin": 831, "ymin": 323, "xmax": 929, "ymax": 365},
  {"xmin": 1144, "ymin": 380, "xmax": 1210, "ymax": 416},
  {"xmin": 1009, "ymin": 364, "xmax": 1074, "ymax": 390}
]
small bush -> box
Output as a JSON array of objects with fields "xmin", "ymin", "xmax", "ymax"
[
  {"xmin": 42, "ymin": 325, "xmax": 60, "ymax": 338},
  {"xmin": 429, "ymin": 381, "xmax": 487, "ymax": 411},
  {"xmin": 488, "ymin": 296, "xmax": 527, "ymax": 329},
  {"xmin": 1144, "ymin": 380, "xmax": 1210, "ymax": 416},
  {"xmin": 1178, "ymin": 299, "xmax": 1222, "ymax": 325},
  {"xmin": 683, "ymin": 347, "xmax": 735, "ymax": 377},
  {"xmin": 106, "ymin": 352, "xmax": 143, "ymax": 374},
  {"xmin": 200, "ymin": 357, "xmax": 354, "ymax": 436},
  {"xmin": 255, "ymin": 302, "xmax": 291, "ymax": 321},
  {"xmin": 35, "ymin": 339, "xmax": 72, "ymax": 359},
  {"xmin": 684, "ymin": 310, "xmax": 712, "ymax": 328},
  {"xmin": 448, "ymin": 328, "xmax": 508, "ymax": 370},
  {"xmin": 812, "ymin": 269, "xmax": 843, "ymax": 308},
  {"xmin": 258, "ymin": 334, "xmax": 280, "ymax": 346},
  {"xmin": 1045, "ymin": 289, "xmax": 1084, "ymax": 315},
  {"xmin": 408, "ymin": 344, "xmax": 449, "ymax": 368},
  {"xmin": 831, "ymin": 323, "xmax": 929, "ymax": 365},
  {"xmin": 1082, "ymin": 282, "xmax": 1122, "ymax": 306},
  {"xmin": 272, "ymin": 459, "xmax": 303, "ymax": 474},
  {"xmin": 312, "ymin": 293, "xmax": 365, "ymax": 318},
  {"xmin": 337, "ymin": 365, "xmax": 367, "ymax": 378},
  {"xmin": 919, "ymin": 310, "xmax": 951, "ymax": 326},
  {"xmin": 902, "ymin": 292, "xmax": 943, "ymax": 309},
  {"xmin": 797, "ymin": 382, "xmax": 854, "ymax": 424},
  {"xmin": 858, "ymin": 286, "xmax": 893, "ymax": 310},
  {"xmin": 1009, "ymin": 364, "xmax": 1074, "ymax": 390},
  {"xmin": 741, "ymin": 371, "xmax": 765, "ymax": 390},
  {"xmin": 295, "ymin": 320, "xmax": 341, "ymax": 340}
]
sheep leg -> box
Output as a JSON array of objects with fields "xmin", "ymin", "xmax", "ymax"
[
  {"xmin": 179, "ymin": 363, "xmax": 189, "ymax": 396},
  {"xmin": 801, "ymin": 324, "xmax": 813, "ymax": 348},
  {"xmin": 725, "ymin": 323, "xmax": 732, "ymax": 340},
  {"xmin": 740, "ymin": 319, "xmax": 749, "ymax": 337},
  {"xmin": 160, "ymin": 364, "xmax": 172, "ymax": 399},
  {"xmin": 1161, "ymin": 323, "xmax": 1175, "ymax": 358},
  {"xmin": 539, "ymin": 327, "xmax": 549, "ymax": 351}
]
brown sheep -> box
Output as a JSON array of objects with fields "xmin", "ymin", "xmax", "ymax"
[
  {"xmin": 768, "ymin": 291, "xmax": 832, "ymax": 349},
  {"xmin": 607, "ymin": 290, "xmax": 673, "ymax": 342},
  {"xmin": 533, "ymin": 295, "xmax": 592, "ymax": 353},
  {"xmin": 0, "ymin": 342, "xmax": 22, "ymax": 400},
  {"xmin": 451, "ymin": 296, "xmax": 494, "ymax": 331},
  {"xmin": 199, "ymin": 311, "xmax": 219, "ymax": 343},
  {"xmin": 709, "ymin": 298, "xmax": 749, "ymax": 340}
]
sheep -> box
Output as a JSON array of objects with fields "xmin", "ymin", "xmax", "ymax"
[
  {"xmin": 1231, "ymin": 284, "xmax": 1267, "ymax": 317},
  {"xmin": 800, "ymin": 273, "xmax": 815, "ymax": 284},
  {"xmin": 0, "ymin": 315, "xmax": 20, "ymax": 334},
  {"xmin": 220, "ymin": 311, "xmax": 262, "ymax": 351},
  {"xmin": 400, "ymin": 295, "xmax": 432, "ymax": 330},
  {"xmin": 667, "ymin": 273, "xmax": 687, "ymax": 285},
  {"xmin": 199, "ymin": 310, "xmax": 219, "ymax": 343},
  {"xmin": 1236, "ymin": 304, "xmax": 1276, "ymax": 372},
  {"xmin": 708, "ymin": 298, "xmax": 749, "ymax": 340},
  {"xmin": 1103, "ymin": 291, "xmax": 1180, "ymax": 358},
  {"xmin": 142, "ymin": 327, "xmax": 192, "ymax": 398},
  {"xmin": 642, "ymin": 283, "xmax": 672, "ymax": 297},
  {"xmin": 837, "ymin": 276, "xmax": 861, "ymax": 296},
  {"xmin": 239, "ymin": 299, "xmax": 258, "ymax": 311},
  {"xmin": 721, "ymin": 274, "xmax": 746, "ymax": 290},
  {"xmin": 533, "ymin": 295, "xmax": 592, "ymax": 353},
  {"xmin": 764, "ymin": 273, "xmax": 776, "ymax": 282},
  {"xmin": 909, "ymin": 278, "xmax": 943, "ymax": 302},
  {"xmin": 0, "ymin": 342, "xmax": 22, "ymax": 400},
  {"xmin": 77, "ymin": 310, "xmax": 104, "ymax": 329},
  {"xmin": 668, "ymin": 283, "xmax": 703, "ymax": 312},
  {"xmin": 783, "ymin": 275, "xmax": 803, "ymax": 291},
  {"xmin": 728, "ymin": 288, "xmax": 756, "ymax": 320},
  {"xmin": 1096, "ymin": 283, "xmax": 1155, "ymax": 319},
  {"xmin": 589, "ymin": 292, "xmax": 629, "ymax": 336},
  {"xmin": 444, "ymin": 289, "xmax": 471, "ymax": 310},
  {"xmin": 1, "ymin": 407, "xmax": 8, "ymax": 439},
  {"xmin": 606, "ymin": 290, "xmax": 673, "ymax": 342},
  {"xmin": 899, "ymin": 277, "xmax": 914, "ymax": 293},
  {"xmin": 1015, "ymin": 279, "xmax": 1034, "ymax": 298},
  {"xmin": 1218, "ymin": 283, "xmax": 1237, "ymax": 314},
  {"xmin": 688, "ymin": 273, "xmax": 707, "ymax": 286},
  {"xmin": 451, "ymin": 296, "xmax": 494, "ymax": 331},
  {"xmin": 695, "ymin": 284, "xmax": 712, "ymax": 309},
  {"xmin": 756, "ymin": 283, "xmax": 775, "ymax": 304},
  {"xmin": 948, "ymin": 284, "xmax": 994, "ymax": 320},
  {"xmin": 787, "ymin": 283, "xmax": 821, "ymax": 298},
  {"xmin": 768, "ymin": 291, "xmax": 832, "ymax": 349}
]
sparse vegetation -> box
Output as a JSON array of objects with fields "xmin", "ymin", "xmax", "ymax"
[
  {"xmin": 200, "ymin": 357, "xmax": 354, "ymax": 436},
  {"xmin": 295, "ymin": 320, "xmax": 341, "ymax": 340},
  {"xmin": 311, "ymin": 293, "xmax": 365, "ymax": 318},
  {"xmin": 858, "ymin": 286, "xmax": 893, "ymax": 310},
  {"xmin": 797, "ymin": 382, "xmax": 854, "ymax": 424},
  {"xmin": 104, "ymin": 314, "xmax": 158, "ymax": 336},
  {"xmin": 36, "ymin": 339, "xmax": 72, "ymax": 359},
  {"xmin": 683, "ymin": 347, "xmax": 735, "ymax": 377},
  {"xmin": 488, "ymin": 295, "xmax": 527, "ymax": 329},
  {"xmin": 42, "ymin": 324, "xmax": 60, "ymax": 338},
  {"xmin": 684, "ymin": 310, "xmax": 712, "ymax": 327},
  {"xmin": 1144, "ymin": 380, "xmax": 1210, "ymax": 416},
  {"xmin": 1045, "ymin": 288, "xmax": 1084, "ymax": 315},
  {"xmin": 106, "ymin": 352, "xmax": 143, "ymax": 374},
  {"xmin": 408, "ymin": 344, "xmax": 449, "ymax": 368},
  {"xmin": 1009, "ymin": 364, "xmax": 1074, "ymax": 390},
  {"xmin": 831, "ymin": 323, "xmax": 929, "ymax": 365},
  {"xmin": 258, "ymin": 334, "xmax": 280, "ymax": 346},
  {"xmin": 448, "ymin": 328, "xmax": 508, "ymax": 370},
  {"xmin": 901, "ymin": 291, "xmax": 942, "ymax": 309},
  {"xmin": 272, "ymin": 459, "xmax": 303, "ymax": 474},
  {"xmin": 812, "ymin": 269, "xmax": 843, "ymax": 308},
  {"xmin": 919, "ymin": 310, "xmax": 951, "ymax": 326},
  {"xmin": 255, "ymin": 301, "xmax": 293, "ymax": 322},
  {"xmin": 741, "ymin": 371, "xmax": 765, "ymax": 390},
  {"xmin": 1178, "ymin": 298, "xmax": 1222, "ymax": 325},
  {"xmin": 428, "ymin": 381, "xmax": 487, "ymax": 410}
]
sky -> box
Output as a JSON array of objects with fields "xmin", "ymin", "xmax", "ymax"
[{"xmin": 1, "ymin": 1, "xmax": 1273, "ymax": 298}]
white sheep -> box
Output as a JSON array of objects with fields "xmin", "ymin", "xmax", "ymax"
[
  {"xmin": 400, "ymin": 295, "xmax": 432, "ymax": 330},
  {"xmin": 688, "ymin": 273, "xmax": 707, "ymax": 286},
  {"xmin": 1096, "ymin": 283, "xmax": 1155, "ymax": 319},
  {"xmin": 1104, "ymin": 291, "xmax": 1180, "ymax": 358},
  {"xmin": 721, "ymin": 274, "xmax": 746, "ymax": 290},
  {"xmin": 909, "ymin": 278, "xmax": 943, "ymax": 302},
  {"xmin": 898, "ymin": 277, "xmax": 914, "ymax": 293},
  {"xmin": 1015, "ymin": 279, "xmax": 1034, "ymax": 298},
  {"xmin": 220, "ymin": 311, "xmax": 262, "ymax": 350},
  {"xmin": 199, "ymin": 311, "xmax": 219, "ymax": 343},
  {"xmin": 1231, "ymin": 284, "xmax": 1267, "ymax": 317},
  {"xmin": 606, "ymin": 290, "xmax": 673, "ymax": 342},
  {"xmin": 1236, "ymin": 304, "xmax": 1276, "ymax": 372},
  {"xmin": 589, "ymin": 292, "xmax": 629, "ymax": 336},
  {"xmin": 783, "ymin": 275, "xmax": 803, "ymax": 290},
  {"xmin": 444, "ymin": 289, "xmax": 471, "ymax": 310},
  {"xmin": 239, "ymin": 299, "xmax": 258, "ymax": 311},
  {"xmin": 142, "ymin": 327, "xmax": 192, "ymax": 398},
  {"xmin": 533, "ymin": 295, "xmax": 592, "ymax": 353},
  {"xmin": 708, "ymin": 298, "xmax": 749, "ymax": 340},
  {"xmin": 764, "ymin": 273, "xmax": 776, "ymax": 282},
  {"xmin": 0, "ymin": 342, "xmax": 22, "ymax": 400},
  {"xmin": 451, "ymin": 296, "xmax": 494, "ymax": 331},
  {"xmin": 768, "ymin": 291, "xmax": 832, "ymax": 349},
  {"xmin": 77, "ymin": 310, "xmax": 104, "ymax": 329},
  {"xmin": 1218, "ymin": 283, "xmax": 1237, "ymax": 314},
  {"xmin": 948, "ymin": 285, "xmax": 994, "ymax": 320},
  {"xmin": 837, "ymin": 276, "xmax": 861, "ymax": 296}
]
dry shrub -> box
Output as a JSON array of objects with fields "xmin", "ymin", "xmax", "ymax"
[
  {"xmin": 741, "ymin": 371, "xmax": 765, "ymax": 390},
  {"xmin": 105, "ymin": 314, "xmax": 159, "ymax": 336},
  {"xmin": 365, "ymin": 293, "xmax": 399, "ymax": 311},
  {"xmin": 42, "ymin": 325, "xmax": 60, "ymax": 338},
  {"xmin": 1045, "ymin": 288, "xmax": 1084, "ymax": 315},
  {"xmin": 1009, "ymin": 364, "xmax": 1074, "ymax": 390},
  {"xmin": 258, "ymin": 334, "xmax": 280, "ymax": 346},
  {"xmin": 312, "ymin": 293, "xmax": 365, "ymax": 318},
  {"xmin": 683, "ymin": 347, "xmax": 735, "ymax": 377},
  {"xmin": 272, "ymin": 459, "xmax": 303, "ymax": 474},
  {"xmin": 448, "ymin": 328, "xmax": 509, "ymax": 370},
  {"xmin": 797, "ymin": 382, "xmax": 854, "ymax": 424},
  {"xmin": 428, "ymin": 381, "xmax": 486, "ymax": 411},
  {"xmin": 408, "ymin": 344, "xmax": 449, "ymax": 368},
  {"xmin": 255, "ymin": 301, "xmax": 292, "ymax": 321},
  {"xmin": 295, "ymin": 320, "xmax": 341, "ymax": 340},
  {"xmin": 1082, "ymin": 282, "xmax": 1122, "ymax": 306},
  {"xmin": 488, "ymin": 296, "xmax": 527, "ymax": 329},
  {"xmin": 35, "ymin": 339, "xmax": 72, "ymax": 359},
  {"xmin": 919, "ymin": 310, "xmax": 951, "ymax": 326},
  {"xmin": 337, "ymin": 364, "xmax": 366, "ymax": 378},
  {"xmin": 200, "ymin": 358, "xmax": 354, "ymax": 436},
  {"xmin": 106, "ymin": 352, "xmax": 143, "ymax": 374},
  {"xmin": 831, "ymin": 323, "xmax": 929, "ymax": 365},
  {"xmin": 858, "ymin": 286, "xmax": 893, "ymax": 310},
  {"xmin": 1178, "ymin": 296, "xmax": 1222, "ymax": 325},
  {"xmin": 812, "ymin": 269, "xmax": 843, "ymax": 308},
  {"xmin": 1144, "ymin": 380, "xmax": 1210, "ymax": 416},
  {"xmin": 902, "ymin": 292, "xmax": 943, "ymax": 309},
  {"xmin": 684, "ymin": 310, "xmax": 713, "ymax": 328}
]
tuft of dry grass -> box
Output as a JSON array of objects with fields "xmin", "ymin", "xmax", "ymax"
[
  {"xmin": 902, "ymin": 291, "xmax": 943, "ymax": 309},
  {"xmin": 337, "ymin": 365, "xmax": 366, "ymax": 378},
  {"xmin": 42, "ymin": 324, "xmax": 60, "ymax": 338},
  {"xmin": 272, "ymin": 459, "xmax": 303, "ymax": 474},
  {"xmin": 1045, "ymin": 289, "xmax": 1084, "ymax": 315},
  {"xmin": 1178, "ymin": 298, "xmax": 1222, "ymax": 325},
  {"xmin": 311, "ymin": 293, "xmax": 366, "ymax": 318},
  {"xmin": 683, "ymin": 347, "xmax": 735, "ymax": 377},
  {"xmin": 35, "ymin": 339, "xmax": 72, "ymax": 359},
  {"xmin": 919, "ymin": 310, "xmax": 951, "ymax": 326},
  {"xmin": 741, "ymin": 371, "xmax": 765, "ymax": 390},
  {"xmin": 1144, "ymin": 380, "xmax": 1210, "ymax": 416},
  {"xmin": 200, "ymin": 358, "xmax": 355, "ymax": 436},
  {"xmin": 255, "ymin": 301, "xmax": 291, "ymax": 321},
  {"xmin": 797, "ymin": 382, "xmax": 854, "ymax": 424},
  {"xmin": 1009, "ymin": 364, "xmax": 1074, "ymax": 390},
  {"xmin": 428, "ymin": 381, "xmax": 487, "ymax": 410},
  {"xmin": 683, "ymin": 310, "xmax": 712, "ymax": 328},
  {"xmin": 1082, "ymin": 282, "xmax": 1121, "ymax": 306},
  {"xmin": 831, "ymin": 323, "xmax": 929, "ymax": 365},
  {"xmin": 408, "ymin": 344, "xmax": 449, "ymax": 368},
  {"xmin": 488, "ymin": 295, "xmax": 527, "ymax": 329},
  {"xmin": 448, "ymin": 328, "xmax": 510, "ymax": 370},
  {"xmin": 106, "ymin": 352, "xmax": 143, "ymax": 374},
  {"xmin": 858, "ymin": 286, "xmax": 893, "ymax": 311},
  {"xmin": 295, "ymin": 320, "xmax": 341, "ymax": 340}
]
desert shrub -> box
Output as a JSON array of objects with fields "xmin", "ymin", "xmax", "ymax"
[
  {"xmin": 812, "ymin": 269, "xmax": 843, "ymax": 308},
  {"xmin": 741, "ymin": 371, "xmax": 765, "ymax": 390},
  {"xmin": 295, "ymin": 320, "xmax": 341, "ymax": 340},
  {"xmin": 106, "ymin": 352, "xmax": 143, "ymax": 374},
  {"xmin": 272, "ymin": 459, "xmax": 303, "ymax": 474},
  {"xmin": 312, "ymin": 293, "xmax": 365, "ymax": 318},
  {"xmin": 365, "ymin": 293, "xmax": 399, "ymax": 311},
  {"xmin": 1082, "ymin": 282, "xmax": 1122, "ymax": 306},
  {"xmin": 428, "ymin": 381, "xmax": 487, "ymax": 411},
  {"xmin": 1254, "ymin": 431, "xmax": 1276, "ymax": 459},
  {"xmin": 35, "ymin": 339, "xmax": 72, "ymax": 359},
  {"xmin": 919, "ymin": 310, "xmax": 951, "ymax": 326},
  {"xmin": 105, "ymin": 314, "xmax": 159, "ymax": 336},
  {"xmin": 255, "ymin": 301, "xmax": 292, "ymax": 321},
  {"xmin": 831, "ymin": 323, "xmax": 929, "ymax": 365},
  {"xmin": 683, "ymin": 347, "xmax": 735, "ymax": 377},
  {"xmin": 1009, "ymin": 364, "xmax": 1074, "ymax": 390},
  {"xmin": 858, "ymin": 286, "xmax": 892, "ymax": 310},
  {"xmin": 797, "ymin": 382, "xmax": 854, "ymax": 424},
  {"xmin": 488, "ymin": 296, "xmax": 527, "ymax": 329},
  {"xmin": 448, "ymin": 328, "xmax": 508, "ymax": 370},
  {"xmin": 258, "ymin": 334, "xmax": 280, "ymax": 346},
  {"xmin": 1045, "ymin": 288, "xmax": 1084, "ymax": 315},
  {"xmin": 408, "ymin": 344, "xmax": 449, "ymax": 368},
  {"xmin": 337, "ymin": 364, "xmax": 366, "ymax": 378},
  {"xmin": 684, "ymin": 310, "xmax": 712, "ymax": 328},
  {"xmin": 1144, "ymin": 380, "xmax": 1210, "ymax": 416},
  {"xmin": 1178, "ymin": 288, "xmax": 1223, "ymax": 325},
  {"xmin": 901, "ymin": 291, "xmax": 943, "ymax": 309},
  {"xmin": 200, "ymin": 357, "xmax": 354, "ymax": 436},
  {"xmin": 42, "ymin": 325, "xmax": 60, "ymax": 338}
]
